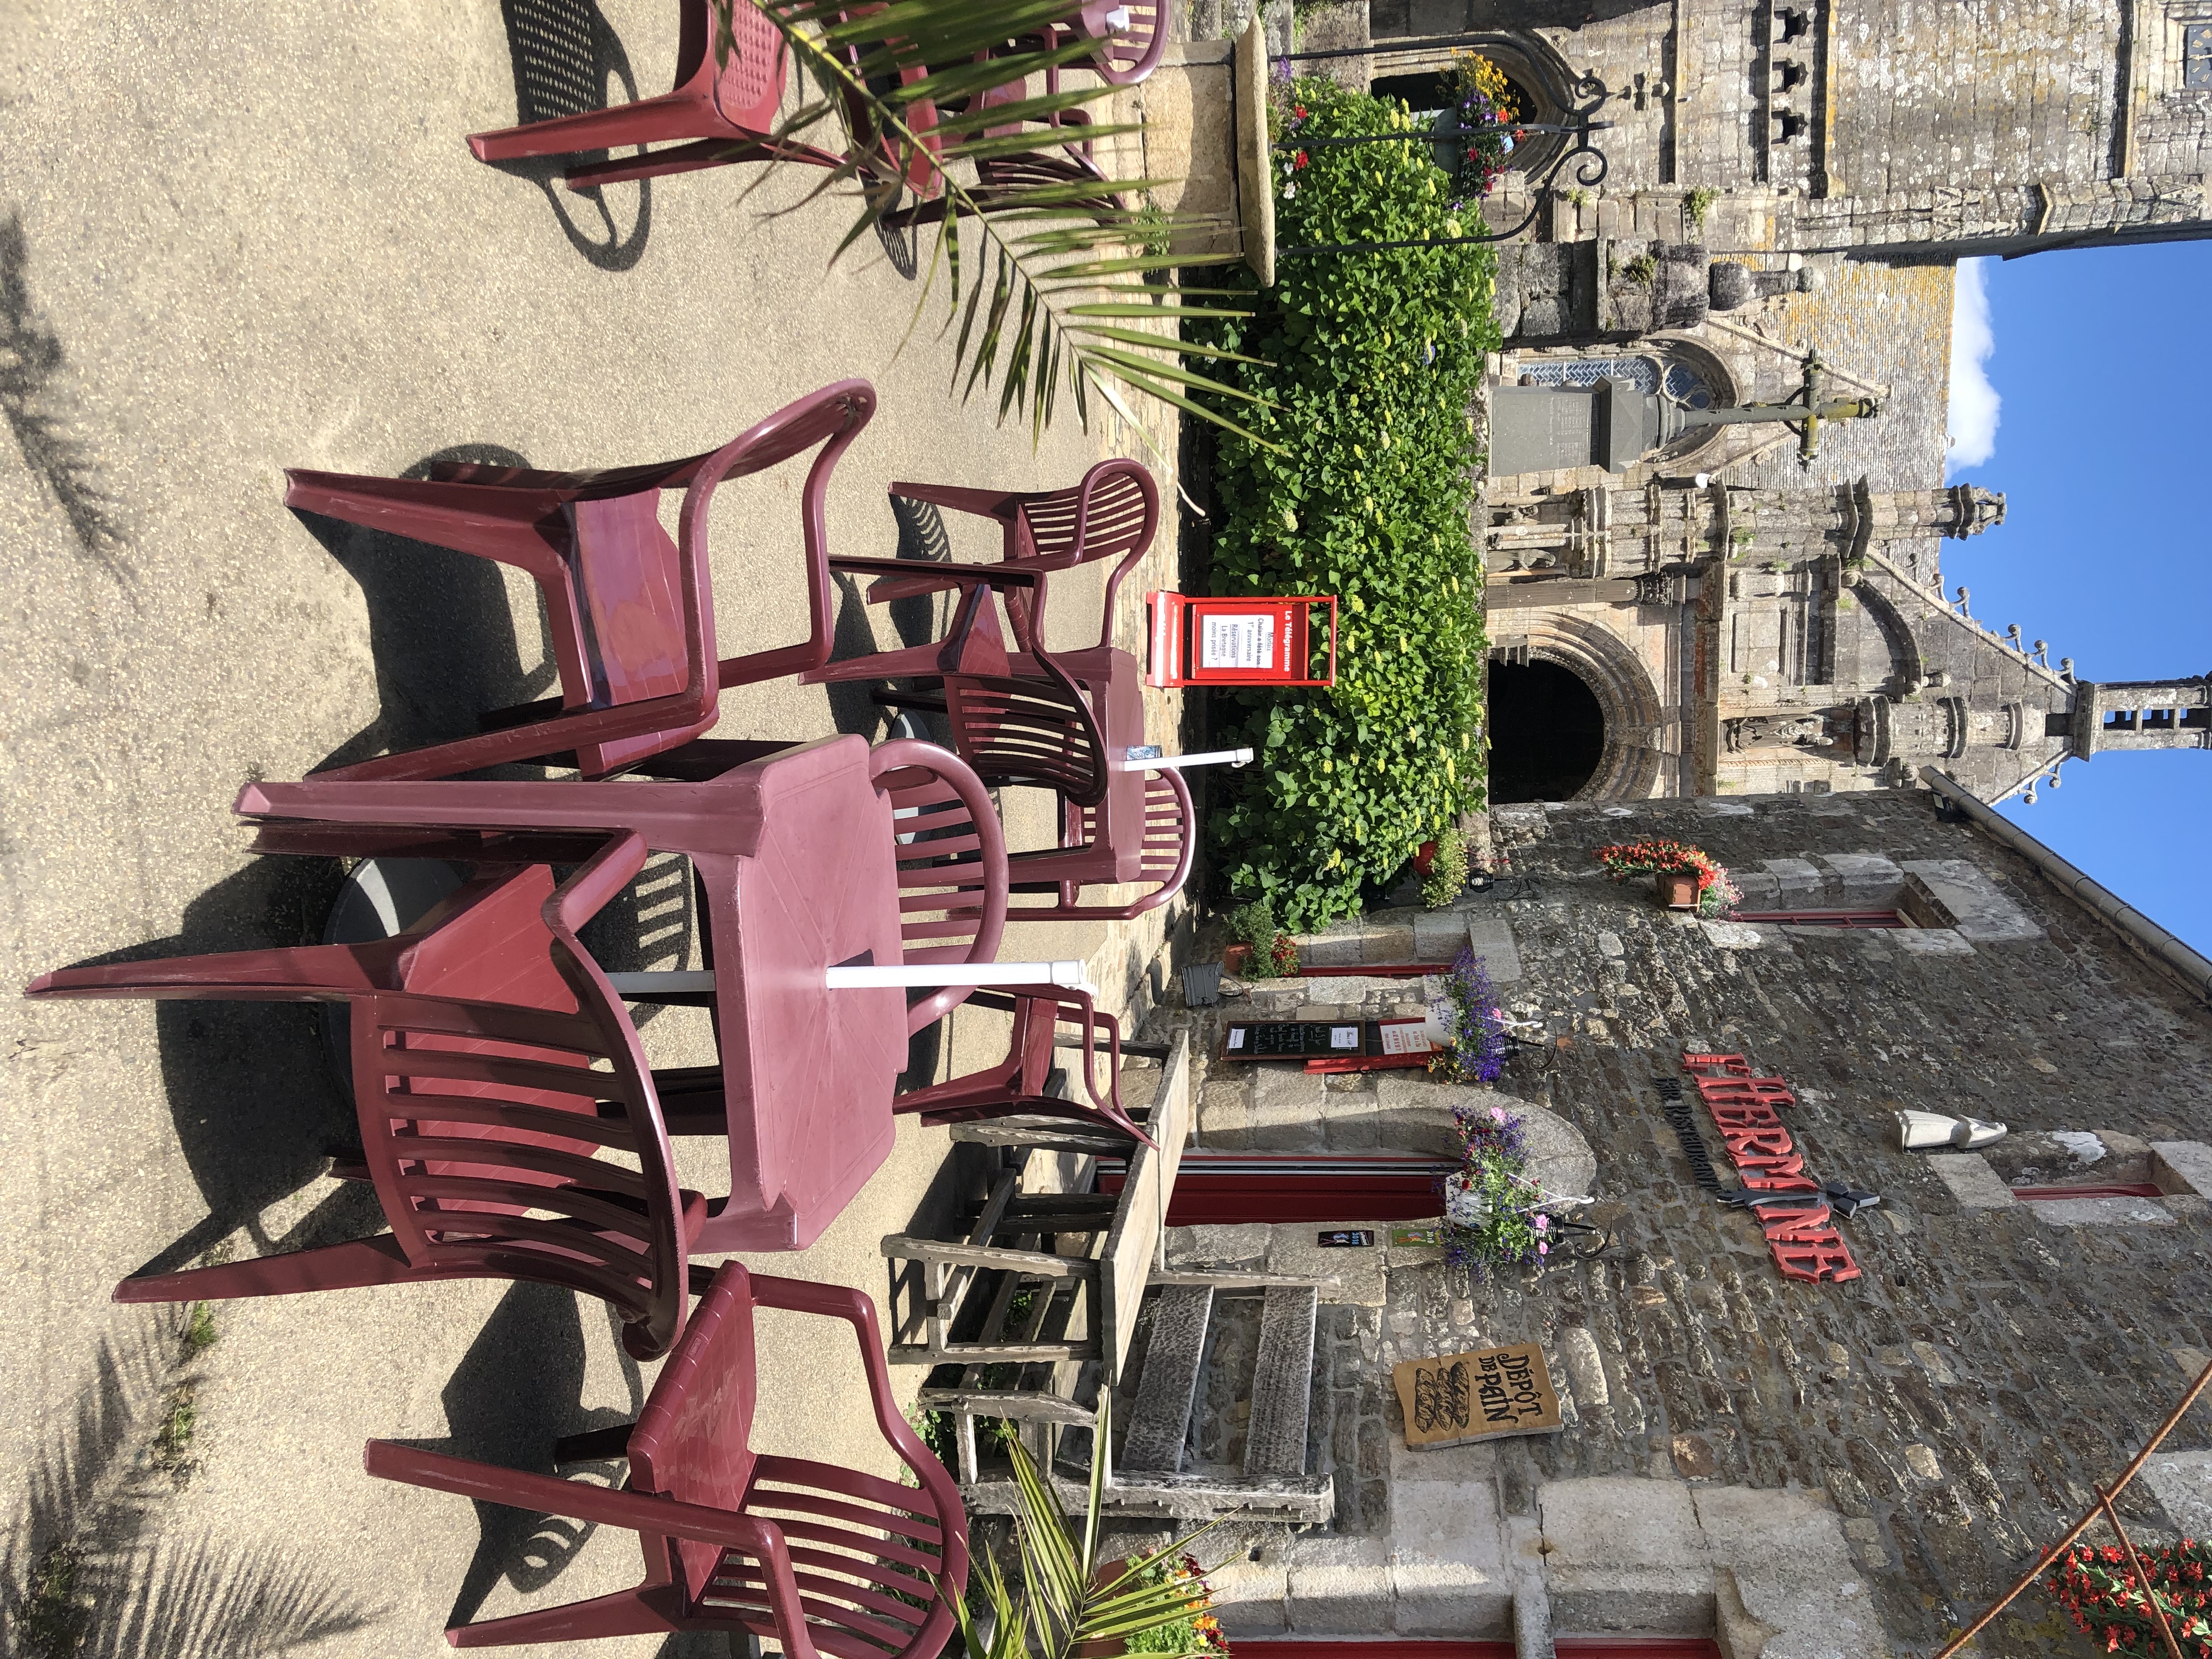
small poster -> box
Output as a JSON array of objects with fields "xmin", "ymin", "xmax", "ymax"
[
  {"xmin": 1328, "ymin": 1025, "xmax": 1361, "ymax": 1049},
  {"xmin": 1226, "ymin": 1028, "xmax": 1246, "ymax": 1050},
  {"xmin": 1378, "ymin": 1020, "xmax": 1435, "ymax": 1056},
  {"xmin": 1317, "ymin": 1229, "xmax": 1374, "ymax": 1248},
  {"xmin": 1200, "ymin": 613, "xmax": 1276, "ymax": 671},
  {"xmin": 1389, "ymin": 1224, "xmax": 1444, "ymax": 1248},
  {"xmin": 1392, "ymin": 1344, "xmax": 1563, "ymax": 1448}
]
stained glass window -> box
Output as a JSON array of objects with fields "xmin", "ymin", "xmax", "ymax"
[
  {"xmin": 2188, "ymin": 23, "xmax": 2212, "ymax": 91},
  {"xmin": 1516, "ymin": 356, "xmax": 1660, "ymax": 393},
  {"xmin": 1664, "ymin": 362, "xmax": 1716, "ymax": 410}
]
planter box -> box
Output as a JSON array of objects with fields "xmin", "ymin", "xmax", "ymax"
[{"xmin": 1656, "ymin": 870, "xmax": 1700, "ymax": 910}]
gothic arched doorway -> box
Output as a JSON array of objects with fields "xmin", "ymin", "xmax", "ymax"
[{"xmin": 1488, "ymin": 660, "xmax": 1605, "ymax": 802}]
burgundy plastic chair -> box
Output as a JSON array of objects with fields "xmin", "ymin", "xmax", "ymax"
[
  {"xmin": 940, "ymin": 659, "xmax": 1111, "ymax": 810},
  {"xmin": 466, "ymin": 2, "xmax": 844, "ymax": 190},
  {"xmin": 285, "ymin": 380, "xmax": 874, "ymax": 782},
  {"xmin": 852, "ymin": 459, "xmax": 1159, "ymax": 654},
  {"xmin": 892, "ymin": 987, "xmax": 1150, "ymax": 1142},
  {"xmin": 647, "ymin": 752, "xmax": 1146, "ymax": 1141},
  {"xmin": 24, "ymin": 834, "xmax": 705, "ymax": 1362},
  {"xmin": 1062, "ymin": 1, "xmax": 1169, "ymax": 86},
  {"xmin": 883, "ymin": 89, "xmax": 1126, "ymax": 234},
  {"xmin": 1011, "ymin": 761, "xmax": 1194, "ymax": 923},
  {"xmin": 365, "ymin": 1260, "xmax": 969, "ymax": 1650}
]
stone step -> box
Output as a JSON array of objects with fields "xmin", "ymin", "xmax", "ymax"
[
  {"xmin": 1243, "ymin": 1284, "xmax": 1318, "ymax": 1479},
  {"xmin": 1121, "ymin": 1284, "xmax": 1215, "ymax": 1473}
]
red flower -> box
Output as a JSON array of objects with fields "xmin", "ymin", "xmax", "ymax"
[
  {"xmin": 1293, "ymin": 150, "xmax": 1309, "ymax": 170},
  {"xmin": 1294, "ymin": 104, "xmax": 1308, "ymax": 118}
]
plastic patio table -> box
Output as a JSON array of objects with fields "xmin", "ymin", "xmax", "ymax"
[{"xmin": 239, "ymin": 736, "xmax": 912, "ymax": 1251}]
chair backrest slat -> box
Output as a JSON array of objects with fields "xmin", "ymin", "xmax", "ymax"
[
  {"xmin": 942, "ymin": 665, "xmax": 1108, "ymax": 807},
  {"xmin": 392, "ymin": 1133, "xmax": 650, "ymax": 1199},
  {"xmin": 356, "ymin": 919, "xmax": 686, "ymax": 1359},
  {"xmin": 870, "ymin": 744, "xmax": 1009, "ymax": 1033}
]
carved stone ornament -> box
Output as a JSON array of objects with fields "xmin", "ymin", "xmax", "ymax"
[{"xmin": 1725, "ymin": 709, "xmax": 1849, "ymax": 753}]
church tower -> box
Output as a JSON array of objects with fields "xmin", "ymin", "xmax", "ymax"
[{"xmin": 2067, "ymin": 675, "xmax": 2212, "ymax": 755}]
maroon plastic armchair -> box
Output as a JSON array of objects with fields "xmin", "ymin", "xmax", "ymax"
[
  {"xmin": 1056, "ymin": 0, "xmax": 1169, "ymax": 85},
  {"xmin": 893, "ymin": 987, "xmax": 1150, "ymax": 1142},
  {"xmin": 285, "ymin": 380, "xmax": 874, "ymax": 782},
  {"xmin": 855, "ymin": 459, "xmax": 1159, "ymax": 653},
  {"xmin": 1011, "ymin": 761, "xmax": 1194, "ymax": 923},
  {"xmin": 872, "ymin": 740, "xmax": 1012, "ymax": 1033},
  {"xmin": 365, "ymin": 1260, "xmax": 969, "ymax": 1650},
  {"xmin": 25, "ymin": 834, "xmax": 705, "ymax": 1361},
  {"xmin": 466, "ymin": 2, "xmax": 844, "ymax": 190}
]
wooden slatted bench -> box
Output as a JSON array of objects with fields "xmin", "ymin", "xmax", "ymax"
[{"xmin": 881, "ymin": 1030, "xmax": 1336, "ymax": 1521}]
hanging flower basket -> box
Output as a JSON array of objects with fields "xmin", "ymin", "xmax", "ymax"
[
  {"xmin": 1437, "ymin": 1101, "xmax": 1550, "ymax": 1276},
  {"xmin": 1426, "ymin": 948, "xmax": 1509, "ymax": 1084}
]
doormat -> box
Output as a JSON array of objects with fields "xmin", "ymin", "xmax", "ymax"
[{"xmin": 1392, "ymin": 1343, "xmax": 1562, "ymax": 1448}]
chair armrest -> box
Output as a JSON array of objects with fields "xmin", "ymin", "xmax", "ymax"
[
  {"xmin": 829, "ymin": 555, "xmax": 1037, "ymax": 588},
  {"xmin": 543, "ymin": 831, "xmax": 652, "ymax": 935},
  {"xmin": 365, "ymin": 1442, "xmax": 823, "ymax": 1659},
  {"xmin": 745, "ymin": 1273, "xmax": 972, "ymax": 1598},
  {"xmin": 887, "ymin": 481, "xmax": 1027, "ymax": 522}
]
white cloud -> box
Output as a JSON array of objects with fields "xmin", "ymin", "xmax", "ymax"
[{"xmin": 1945, "ymin": 257, "xmax": 2000, "ymax": 474}]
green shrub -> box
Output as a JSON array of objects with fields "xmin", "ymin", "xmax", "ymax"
[
  {"xmin": 1419, "ymin": 826, "xmax": 1470, "ymax": 908},
  {"xmin": 1190, "ymin": 79, "xmax": 1497, "ymax": 929},
  {"xmin": 1226, "ymin": 895, "xmax": 1278, "ymax": 950}
]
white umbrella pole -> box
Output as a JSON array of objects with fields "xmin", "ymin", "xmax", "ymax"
[{"xmin": 1116, "ymin": 747, "xmax": 1255, "ymax": 772}]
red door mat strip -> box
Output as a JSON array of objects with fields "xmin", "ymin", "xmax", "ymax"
[{"xmin": 1222, "ymin": 1640, "xmax": 1721, "ymax": 1659}]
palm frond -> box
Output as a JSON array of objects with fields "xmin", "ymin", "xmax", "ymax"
[
  {"xmin": 712, "ymin": 0, "xmax": 1277, "ymax": 450},
  {"xmin": 938, "ymin": 1398, "xmax": 1234, "ymax": 1659}
]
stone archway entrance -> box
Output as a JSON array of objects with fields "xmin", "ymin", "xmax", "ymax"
[
  {"xmin": 1486, "ymin": 610, "xmax": 1672, "ymax": 799},
  {"xmin": 1489, "ymin": 660, "xmax": 1605, "ymax": 802}
]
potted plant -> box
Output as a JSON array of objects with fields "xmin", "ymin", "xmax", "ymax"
[
  {"xmin": 1223, "ymin": 896, "xmax": 1278, "ymax": 977},
  {"xmin": 2041, "ymin": 1536, "xmax": 2212, "ymax": 1655},
  {"xmin": 1419, "ymin": 827, "xmax": 1470, "ymax": 910},
  {"xmin": 1427, "ymin": 947, "xmax": 1509, "ymax": 1085},
  {"xmin": 1439, "ymin": 1101, "xmax": 1548, "ymax": 1277},
  {"xmin": 1593, "ymin": 838, "xmax": 1742, "ymax": 918},
  {"xmin": 949, "ymin": 1400, "xmax": 1231, "ymax": 1659}
]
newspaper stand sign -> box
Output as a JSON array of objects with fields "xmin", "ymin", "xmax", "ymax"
[{"xmin": 1146, "ymin": 592, "xmax": 1339, "ymax": 689}]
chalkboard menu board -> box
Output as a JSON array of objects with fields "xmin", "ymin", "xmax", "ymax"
[{"xmin": 1218, "ymin": 1018, "xmax": 1433, "ymax": 1062}]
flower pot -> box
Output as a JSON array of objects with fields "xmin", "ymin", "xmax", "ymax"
[
  {"xmin": 1222, "ymin": 943, "xmax": 1254, "ymax": 975},
  {"xmin": 1655, "ymin": 870, "xmax": 1700, "ymax": 910},
  {"xmin": 1413, "ymin": 839, "xmax": 1438, "ymax": 875},
  {"xmin": 1074, "ymin": 1561, "xmax": 1136, "ymax": 1659}
]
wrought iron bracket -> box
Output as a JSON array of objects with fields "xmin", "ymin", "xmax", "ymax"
[{"xmin": 1277, "ymin": 72, "xmax": 1616, "ymax": 257}]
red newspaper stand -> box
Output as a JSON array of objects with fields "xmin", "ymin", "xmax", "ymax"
[{"xmin": 1146, "ymin": 592, "xmax": 1339, "ymax": 689}]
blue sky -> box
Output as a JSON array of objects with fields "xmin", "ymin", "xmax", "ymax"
[{"xmin": 1945, "ymin": 241, "xmax": 2212, "ymax": 956}]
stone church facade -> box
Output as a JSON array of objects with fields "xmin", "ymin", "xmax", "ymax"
[{"xmin": 1311, "ymin": 0, "xmax": 2212, "ymax": 803}]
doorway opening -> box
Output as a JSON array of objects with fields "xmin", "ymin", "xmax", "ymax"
[
  {"xmin": 1372, "ymin": 70, "xmax": 1454, "ymax": 111},
  {"xmin": 1488, "ymin": 659, "xmax": 1605, "ymax": 802}
]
